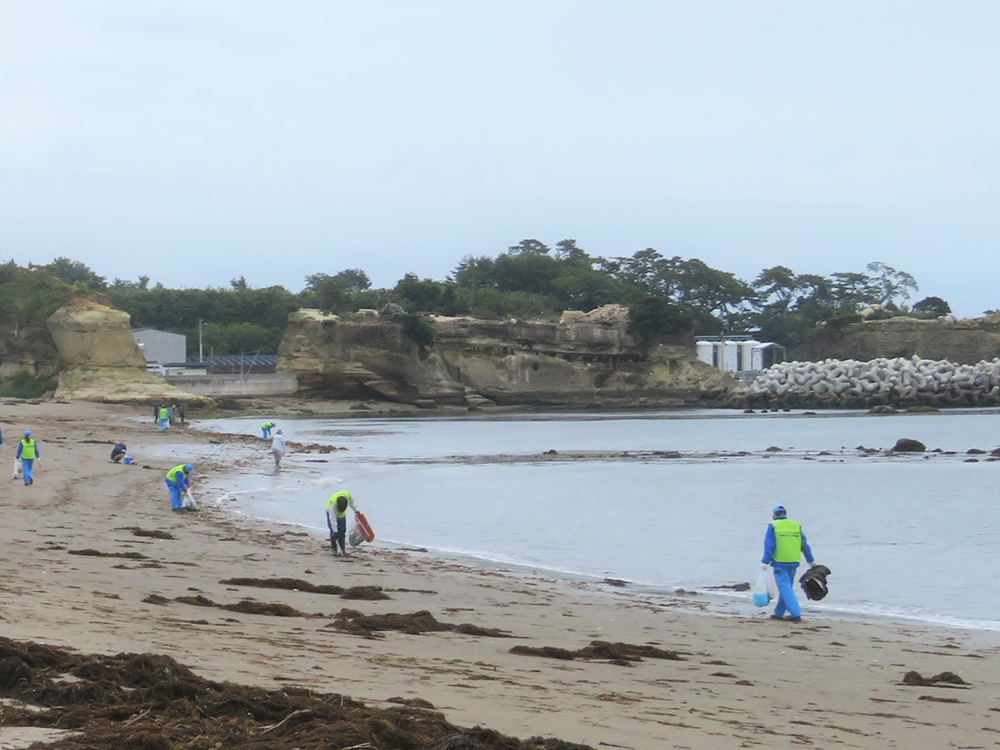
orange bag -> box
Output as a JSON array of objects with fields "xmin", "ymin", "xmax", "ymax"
[{"xmin": 348, "ymin": 512, "xmax": 376, "ymax": 547}]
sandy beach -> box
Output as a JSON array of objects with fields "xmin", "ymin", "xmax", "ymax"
[{"xmin": 1, "ymin": 400, "xmax": 999, "ymax": 749}]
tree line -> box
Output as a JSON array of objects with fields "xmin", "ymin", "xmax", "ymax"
[{"xmin": 0, "ymin": 244, "xmax": 953, "ymax": 358}]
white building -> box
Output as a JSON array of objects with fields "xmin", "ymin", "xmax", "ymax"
[
  {"xmin": 695, "ymin": 337, "xmax": 786, "ymax": 374},
  {"xmin": 132, "ymin": 328, "xmax": 187, "ymax": 367}
]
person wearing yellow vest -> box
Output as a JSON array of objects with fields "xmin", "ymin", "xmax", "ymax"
[
  {"xmin": 16, "ymin": 430, "xmax": 40, "ymax": 486},
  {"xmin": 326, "ymin": 490, "xmax": 357, "ymax": 557},
  {"xmin": 761, "ymin": 505, "xmax": 817, "ymax": 622},
  {"xmin": 261, "ymin": 422, "xmax": 276, "ymax": 440},
  {"xmin": 165, "ymin": 464, "xmax": 195, "ymax": 511},
  {"xmin": 158, "ymin": 405, "xmax": 170, "ymax": 432}
]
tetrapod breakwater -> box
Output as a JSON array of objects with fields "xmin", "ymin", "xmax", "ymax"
[{"xmin": 736, "ymin": 356, "xmax": 1000, "ymax": 409}]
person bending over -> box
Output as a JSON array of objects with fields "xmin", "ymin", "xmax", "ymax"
[
  {"xmin": 165, "ymin": 464, "xmax": 195, "ymax": 511},
  {"xmin": 326, "ymin": 490, "xmax": 357, "ymax": 557}
]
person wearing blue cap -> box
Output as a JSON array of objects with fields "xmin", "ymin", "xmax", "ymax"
[
  {"xmin": 16, "ymin": 430, "xmax": 40, "ymax": 486},
  {"xmin": 165, "ymin": 464, "xmax": 195, "ymax": 511},
  {"xmin": 761, "ymin": 505, "xmax": 818, "ymax": 622}
]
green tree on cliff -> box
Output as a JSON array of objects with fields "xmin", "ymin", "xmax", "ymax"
[
  {"xmin": 0, "ymin": 262, "xmax": 76, "ymax": 335},
  {"xmin": 36, "ymin": 257, "xmax": 107, "ymax": 290},
  {"xmin": 865, "ymin": 261, "xmax": 918, "ymax": 307},
  {"xmin": 626, "ymin": 297, "xmax": 694, "ymax": 357},
  {"xmin": 303, "ymin": 269, "xmax": 378, "ymax": 313},
  {"xmin": 911, "ymin": 296, "xmax": 951, "ymax": 318}
]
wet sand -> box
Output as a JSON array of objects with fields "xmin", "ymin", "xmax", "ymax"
[{"xmin": 1, "ymin": 400, "xmax": 999, "ymax": 748}]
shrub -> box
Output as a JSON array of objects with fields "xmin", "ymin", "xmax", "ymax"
[
  {"xmin": 0, "ymin": 370, "xmax": 58, "ymax": 399},
  {"xmin": 400, "ymin": 314, "xmax": 435, "ymax": 350}
]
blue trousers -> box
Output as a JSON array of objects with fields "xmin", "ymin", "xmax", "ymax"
[
  {"xmin": 328, "ymin": 516, "xmax": 347, "ymax": 554},
  {"xmin": 21, "ymin": 458, "xmax": 34, "ymax": 485},
  {"xmin": 262, "ymin": 428, "xmax": 271, "ymax": 439},
  {"xmin": 166, "ymin": 480, "xmax": 185, "ymax": 510},
  {"xmin": 772, "ymin": 565, "xmax": 801, "ymax": 618},
  {"xmin": 159, "ymin": 418, "xmax": 169, "ymax": 432}
]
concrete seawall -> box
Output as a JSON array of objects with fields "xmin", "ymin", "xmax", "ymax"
[{"xmin": 163, "ymin": 373, "xmax": 298, "ymax": 397}]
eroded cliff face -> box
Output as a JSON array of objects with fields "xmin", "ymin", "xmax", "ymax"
[
  {"xmin": 813, "ymin": 314, "xmax": 1000, "ymax": 364},
  {"xmin": 46, "ymin": 298, "xmax": 201, "ymax": 402},
  {"xmin": 278, "ymin": 306, "xmax": 734, "ymax": 407}
]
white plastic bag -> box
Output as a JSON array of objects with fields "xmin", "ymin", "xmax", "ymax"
[
  {"xmin": 753, "ymin": 567, "xmax": 778, "ymax": 607},
  {"xmin": 348, "ymin": 516, "xmax": 365, "ymax": 547},
  {"xmin": 12, "ymin": 458, "xmax": 21, "ymax": 480},
  {"xmin": 182, "ymin": 490, "xmax": 198, "ymax": 510}
]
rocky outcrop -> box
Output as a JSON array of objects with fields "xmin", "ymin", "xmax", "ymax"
[
  {"xmin": 278, "ymin": 306, "xmax": 734, "ymax": 407},
  {"xmin": 45, "ymin": 298, "xmax": 202, "ymax": 403},
  {"xmin": 48, "ymin": 298, "xmax": 148, "ymax": 368},
  {"xmin": 812, "ymin": 314, "xmax": 1000, "ymax": 364}
]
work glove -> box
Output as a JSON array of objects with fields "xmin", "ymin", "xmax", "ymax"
[
  {"xmin": 760, "ymin": 563, "xmax": 769, "ymax": 571},
  {"xmin": 809, "ymin": 561, "xmax": 821, "ymax": 568}
]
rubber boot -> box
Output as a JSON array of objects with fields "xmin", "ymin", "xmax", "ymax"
[{"xmin": 330, "ymin": 535, "xmax": 340, "ymax": 556}]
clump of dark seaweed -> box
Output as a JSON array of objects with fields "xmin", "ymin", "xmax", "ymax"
[
  {"xmin": 511, "ymin": 640, "xmax": 684, "ymax": 666},
  {"xmin": 902, "ymin": 670, "xmax": 970, "ymax": 688},
  {"xmin": 128, "ymin": 528, "xmax": 176, "ymax": 540},
  {"xmin": 69, "ymin": 549, "xmax": 148, "ymax": 560},
  {"xmin": 330, "ymin": 609, "xmax": 513, "ymax": 639},
  {"xmin": 0, "ymin": 636, "xmax": 590, "ymax": 750},
  {"xmin": 220, "ymin": 577, "xmax": 391, "ymax": 600}
]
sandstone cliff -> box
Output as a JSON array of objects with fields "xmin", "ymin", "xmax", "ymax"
[
  {"xmin": 278, "ymin": 306, "xmax": 734, "ymax": 408},
  {"xmin": 813, "ymin": 314, "xmax": 1000, "ymax": 364},
  {"xmin": 46, "ymin": 298, "xmax": 201, "ymax": 402}
]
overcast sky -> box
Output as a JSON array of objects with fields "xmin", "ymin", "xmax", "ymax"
[{"xmin": 1, "ymin": 2, "xmax": 997, "ymax": 316}]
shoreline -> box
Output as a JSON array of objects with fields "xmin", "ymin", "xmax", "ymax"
[
  {"xmin": 195, "ymin": 410, "xmax": 1000, "ymax": 634},
  {"xmin": 1, "ymin": 400, "xmax": 999, "ymax": 748},
  {"xmin": 213, "ymin": 499, "xmax": 1000, "ymax": 636}
]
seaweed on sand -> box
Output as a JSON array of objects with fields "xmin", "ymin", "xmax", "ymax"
[
  {"xmin": 221, "ymin": 577, "xmax": 344, "ymax": 595},
  {"xmin": 68, "ymin": 549, "xmax": 148, "ymax": 560},
  {"xmin": 220, "ymin": 577, "xmax": 391, "ymax": 600},
  {"xmin": 330, "ymin": 609, "xmax": 513, "ymax": 639},
  {"xmin": 172, "ymin": 595, "xmax": 311, "ymax": 618},
  {"xmin": 511, "ymin": 640, "xmax": 684, "ymax": 667},
  {"xmin": 0, "ymin": 636, "xmax": 593, "ymax": 750},
  {"xmin": 128, "ymin": 528, "xmax": 176, "ymax": 540},
  {"xmin": 902, "ymin": 670, "xmax": 970, "ymax": 688}
]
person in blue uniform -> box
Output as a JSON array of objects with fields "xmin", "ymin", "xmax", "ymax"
[
  {"xmin": 16, "ymin": 430, "xmax": 40, "ymax": 486},
  {"xmin": 761, "ymin": 505, "xmax": 818, "ymax": 622},
  {"xmin": 165, "ymin": 464, "xmax": 195, "ymax": 511}
]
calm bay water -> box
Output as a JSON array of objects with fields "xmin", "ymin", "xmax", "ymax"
[{"xmin": 197, "ymin": 410, "xmax": 1000, "ymax": 630}]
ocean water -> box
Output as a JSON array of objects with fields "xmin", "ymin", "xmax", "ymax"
[{"xmin": 196, "ymin": 409, "xmax": 1000, "ymax": 630}]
